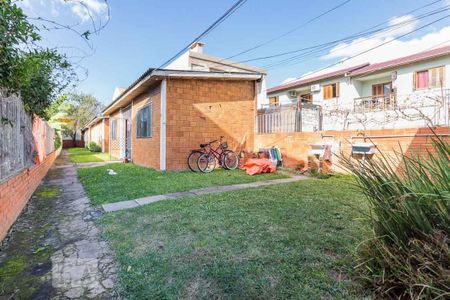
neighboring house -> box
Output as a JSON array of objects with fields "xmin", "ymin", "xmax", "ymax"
[
  {"xmin": 102, "ymin": 43, "xmax": 265, "ymax": 170},
  {"xmin": 265, "ymin": 45, "xmax": 450, "ymax": 131},
  {"xmin": 82, "ymin": 116, "xmax": 109, "ymax": 152}
]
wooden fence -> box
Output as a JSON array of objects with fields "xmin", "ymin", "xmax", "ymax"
[{"xmin": 0, "ymin": 93, "xmax": 54, "ymax": 181}]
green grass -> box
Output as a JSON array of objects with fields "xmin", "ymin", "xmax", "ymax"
[
  {"xmin": 68, "ymin": 147, "xmax": 113, "ymax": 163},
  {"xmin": 99, "ymin": 176, "xmax": 368, "ymax": 299},
  {"xmin": 78, "ymin": 163, "xmax": 288, "ymax": 205}
]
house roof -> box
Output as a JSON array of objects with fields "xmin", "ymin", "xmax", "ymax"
[
  {"xmin": 267, "ymin": 45, "xmax": 450, "ymax": 94},
  {"xmin": 102, "ymin": 69, "xmax": 263, "ymax": 115},
  {"xmin": 350, "ymin": 45, "xmax": 450, "ymax": 76},
  {"xmin": 189, "ymin": 51, "xmax": 267, "ymax": 74},
  {"xmin": 82, "ymin": 115, "xmax": 108, "ymax": 131},
  {"xmin": 267, "ymin": 64, "xmax": 369, "ymax": 94}
]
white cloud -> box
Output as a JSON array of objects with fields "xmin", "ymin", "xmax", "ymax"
[
  {"xmin": 68, "ymin": 0, "xmax": 108, "ymax": 22},
  {"xmin": 18, "ymin": 0, "xmax": 108, "ymax": 22},
  {"xmin": 302, "ymin": 15, "xmax": 450, "ymax": 79}
]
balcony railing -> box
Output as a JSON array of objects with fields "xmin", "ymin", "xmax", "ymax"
[
  {"xmin": 354, "ymin": 93, "xmax": 397, "ymax": 113},
  {"xmin": 256, "ymin": 104, "xmax": 322, "ymax": 134}
]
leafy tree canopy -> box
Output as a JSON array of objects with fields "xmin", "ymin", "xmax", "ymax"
[
  {"xmin": 58, "ymin": 92, "xmax": 103, "ymax": 142},
  {"xmin": 0, "ymin": 0, "xmax": 74, "ymax": 119}
]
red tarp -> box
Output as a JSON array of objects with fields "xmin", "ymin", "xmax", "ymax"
[{"xmin": 241, "ymin": 158, "xmax": 276, "ymax": 175}]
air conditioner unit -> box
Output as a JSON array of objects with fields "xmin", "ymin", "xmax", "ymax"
[
  {"xmin": 288, "ymin": 90, "xmax": 298, "ymax": 99},
  {"xmin": 311, "ymin": 84, "xmax": 321, "ymax": 92}
]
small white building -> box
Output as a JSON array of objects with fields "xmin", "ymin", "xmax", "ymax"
[{"xmin": 265, "ymin": 46, "xmax": 450, "ymax": 131}]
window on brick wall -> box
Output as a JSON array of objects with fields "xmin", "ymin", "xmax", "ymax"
[
  {"xmin": 414, "ymin": 66, "xmax": 445, "ymax": 90},
  {"xmin": 111, "ymin": 120, "xmax": 117, "ymax": 140},
  {"xmin": 136, "ymin": 104, "xmax": 152, "ymax": 138}
]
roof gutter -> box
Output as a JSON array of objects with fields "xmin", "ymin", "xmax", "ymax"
[{"xmin": 103, "ymin": 69, "xmax": 263, "ymax": 115}]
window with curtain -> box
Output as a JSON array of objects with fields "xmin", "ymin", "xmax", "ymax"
[
  {"xmin": 323, "ymin": 83, "xmax": 339, "ymax": 99},
  {"xmin": 414, "ymin": 66, "xmax": 445, "ymax": 89},
  {"xmin": 136, "ymin": 104, "xmax": 152, "ymax": 138}
]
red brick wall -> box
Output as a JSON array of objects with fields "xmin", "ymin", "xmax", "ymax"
[
  {"xmin": 0, "ymin": 151, "xmax": 56, "ymax": 241},
  {"xmin": 103, "ymin": 118, "xmax": 110, "ymax": 153},
  {"xmin": 165, "ymin": 78, "xmax": 256, "ymax": 170},
  {"xmin": 255, "ymin": 127, "xmax": 450, "ymax": 172},
  {"xmin": 62, "ymin": 140, "xmax": 84, "ymax": 148},
  {"xmin": 131, "ymin": 87, "xmax": 161, "ymax": 169}
]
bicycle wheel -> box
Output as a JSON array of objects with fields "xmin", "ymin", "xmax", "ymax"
[
  {"xmin": 223, "ymin": 150, "xmax": 239, "ymax": 170},
  {"xmin": 197, "ymin": 153, "xmax": 216, "ymax": 173},
  {"xmin": 187, "ymin": 150, "xmax": 203, "ymax": 172}
]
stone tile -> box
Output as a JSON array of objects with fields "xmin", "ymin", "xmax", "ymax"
[
  {"xmin": 102, "ymin": 200, "xmax": 139, "ymax": 212},
  {"xmin": 135, "ymin": 195, "xmax": 168, "ymax": 205},
  {"xmin": 164, "ymin": 191, "xmax": 196, "ymax": 199}
]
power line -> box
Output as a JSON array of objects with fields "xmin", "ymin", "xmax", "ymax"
[
  {"xmin": 207, "ymin": 0, "xmax": 352, "ymax": 69},
  {"xmin": 208, "ymin": 0, "xmax": 445, "ymax": 71},
  {"xmin": 156, "ymin": 0, "xmax": 248, "ymax": 70},
  {"xmin": 270, "ymin": 13, "xmax": 450, "ymax": 88},
  {"xmin": 264, "ymin": 5, "xmax": 450, "ymax": 69}
]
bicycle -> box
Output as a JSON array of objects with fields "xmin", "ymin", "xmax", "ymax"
[{"xmin": 187, "ymin": 137, "xmax": 239, "ymax": 173}]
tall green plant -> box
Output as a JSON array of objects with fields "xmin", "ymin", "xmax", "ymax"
[{"xmin": 341, "ymin": 136, "xmax": 450, "ymax": 299}]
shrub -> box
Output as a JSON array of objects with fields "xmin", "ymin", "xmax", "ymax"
[
  {"xmin": 341, "ymin": 136, "xmax": 449, "ymax": 299},
  {"xmin": 88, "ymin": 141, "xmax": 101, "ymax": 152},
  {"xmin": 54, "ymin": 130, "xmax": 61, "ymax": 150}
]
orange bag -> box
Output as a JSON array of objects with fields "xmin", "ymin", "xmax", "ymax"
[{"xmin": 241, "ymin": 158, "xmax": 276, "ymax": 175}]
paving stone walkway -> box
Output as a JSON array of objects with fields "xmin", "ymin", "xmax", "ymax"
[
  {"xmin": 0, "ymin": 151, "xmax": 118, "ymax": 299},
  {"xmin": 102, "ymin": 175, "xmax": 308, "ymax": 212}
]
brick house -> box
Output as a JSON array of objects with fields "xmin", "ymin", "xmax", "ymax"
[
  {"xmin": 82, "ymin": 116, "xmax": 109, "ymax": 152},
  {"xmin": 100, "ymin": 43, "xmax": 265, "ymax": 171},
  {"xmin": 103, "ymin": 70, "xmax": 264, "ymax": 170}
]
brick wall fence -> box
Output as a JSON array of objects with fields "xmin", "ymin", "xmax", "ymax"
[
  {"xmin": 255, "ymin": 126, "xmax": 450, "ymax": 172},
  {"xmin": 62, "ymin": 140, "xmax": 84, "ymax": 148},
  {"xmin": 0, "ymin": 150, "xmax": 57, "ymax": 241}
]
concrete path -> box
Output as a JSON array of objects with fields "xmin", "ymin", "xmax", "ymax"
[
  {"xmin": 0, "ymin": 151, "xmax": 118, "ymax": 299},
  {"xmin": 75, "ymin": 160, "xmax": 121, "ymax": 169},
  {"xmin": 102, "ymin": 175, "xmax": 308, "ymax": 213}
]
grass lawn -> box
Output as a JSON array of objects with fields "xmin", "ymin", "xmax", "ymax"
[
  {"xmin": 78, "ymin": 163, "xmax": 289, "ymax": 205},
  {"xmin": 68, "ymin": 147, "xmax": 113, "ymax": 163},
  {"xmin": 99, "ymin": 176, "xmax": 368, "ymax": 299}
]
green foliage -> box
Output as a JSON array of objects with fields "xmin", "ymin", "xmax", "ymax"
[
  {"xmin": 60, "ymin": 93, "xmax": 103, "ymax": 141},
  {"xmin": 54, "ymin": 129, "xmax": 61, "ymax": 150},
  {"xmin": 67, "ymin": 147, "xmax": 112, "ymax": 163},
  {"xmin": 88, "ymin": 141, "xmax": 101, "ymax": 152},
  {"xmin": 0, "ymin": 0, "xmax": 74, "ymax": 118},
  {"xmin": 342, "ymin": 136, "xmax": 450, "ymax": 299}
]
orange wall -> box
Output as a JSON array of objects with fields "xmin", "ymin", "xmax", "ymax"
[
  {"xmin": 165, "ymin": 78, "xmax": 256, "ymax": 170},
  {"xmin": 131, "ymin": 86, "xmax": 161, "ymax": 169},
  {"xmin": 0, "ymin": 151, "xmax": 56, "ymax": 241},
  {"xmin": 255, "ymin": 127, "xmax": 450, "ymax": 172},
  {"xmin": 103, "ymin": 118, "xmax": 109, "ymax": 153}
]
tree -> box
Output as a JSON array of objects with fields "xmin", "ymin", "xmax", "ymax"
[
  {"xmin": 60, "ymin": 93, "xmax": 103, "ymax": 142},
  {"xmin": 0, "ymin": 0, "xmax": 74, "ymax": 118}
]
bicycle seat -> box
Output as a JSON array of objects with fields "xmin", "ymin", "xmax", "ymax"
[{"xmin": 200, "ymin": 143, "xmax": 207, "ymax": 148}]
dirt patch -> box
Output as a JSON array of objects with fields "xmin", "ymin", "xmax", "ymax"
[{"xmin": 181, "ymin": 276, "xmax": 219, "ymax": 300}]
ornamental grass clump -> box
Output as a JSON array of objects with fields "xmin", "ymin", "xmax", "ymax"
[{"xmin": 342, "ymin": 136, "xmax": 449, "ymax": 299}]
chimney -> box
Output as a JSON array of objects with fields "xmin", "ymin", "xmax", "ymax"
[{"xmin": 190, "ymin": 41, "xmax": 205, "ymax": 53}]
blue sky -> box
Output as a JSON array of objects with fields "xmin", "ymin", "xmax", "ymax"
[{"xmin": 19, "ymin": 0, "xmax": 450, "ymax": 105}]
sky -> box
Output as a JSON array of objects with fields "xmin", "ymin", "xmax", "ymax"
[{"xmin": 18, "ymin": 0, "xmax": 450, "ymax": 105}]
